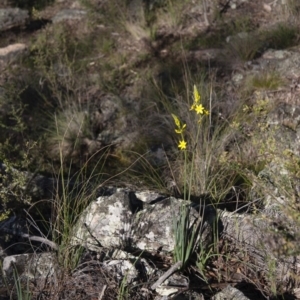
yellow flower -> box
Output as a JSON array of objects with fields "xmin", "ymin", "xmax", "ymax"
[
  {"xmin": 195, "ymin": 104, "xmax": 205, "ymax": 115},
  {"xmin": 193, "ymin": 85, "xmax": 200, "ymax": 103},
  {"xmin": 178, "ymin": 139, "xmax": 187, "ymax": 150},
  {"xmin": 190, "ymin": 85, "xmax": 203, "ymax": 111}
]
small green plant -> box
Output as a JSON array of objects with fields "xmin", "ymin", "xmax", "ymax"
[
  {"xmin": 118, "ymin": 273, "xmax": 129, "ymax": 300},
  {"xmin": 0, "ymin": 140, "xmax": 39, "ymax": 217},
  {"xmin": 13, "ymin": 266, "xmax": 31, "ymax": 300},
  {"xmin": 173, "ymin": 203, "xmax": 203, "ymax": 270},
  {"xmin": 196, "ymin": 246, "xmax": 214, "ymax": 283},
  {"xmin": 172, "ymin": 85, "xmax": 210, "ymax": 269},
  {"xmin": 171, "ymin": 85, "xmax": 209, "ymax": 199},
  {"xmin": 48, "ymin": 145, "xmax": 107, "ymax": 271},
  {"xmin": 170, "ymin": 81, "xmax": 256, "ymax": 274}
]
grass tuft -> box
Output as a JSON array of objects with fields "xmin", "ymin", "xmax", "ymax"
[
  {"xmin": 263, "ymin": 23, "xmax": 299, "ymax": 50},
  {"xmin": 242, "ymin": 71, "xmax": 284, "ymax": 95}
]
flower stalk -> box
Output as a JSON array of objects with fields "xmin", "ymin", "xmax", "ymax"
[
  {"xmin": 171, "ymin": 85, "xmax": 209, "ymax": 200},
  {"xmin": 172, "ymin": 84, "xmax": 210, "ymax": 269}
]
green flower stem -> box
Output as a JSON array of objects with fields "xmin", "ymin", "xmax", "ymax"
[
  {"xmin": 183, "ymin": 145, "xmax": 187, "ymax": 200},
  {"xmin": 187, "ymin": 117, "xmax": 202, "ymax": 201}
]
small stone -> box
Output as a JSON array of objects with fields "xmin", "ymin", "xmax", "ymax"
[
  {"xmin": 263, "ymin": 3, "xmax": 272, "ymax": 12},
  {"xmin": 212, "ymin": 285, "xmax": 250, "ymax": 300}
]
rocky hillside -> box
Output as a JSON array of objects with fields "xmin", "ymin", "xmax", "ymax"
[{"xmin": 1, "ymin": 0, "xmax": 300, "ymax": 299}]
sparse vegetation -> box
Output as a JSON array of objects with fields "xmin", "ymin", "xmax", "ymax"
[{"xmin": 1, "ymin": 0, "xmax": 300, "ymax": 298}]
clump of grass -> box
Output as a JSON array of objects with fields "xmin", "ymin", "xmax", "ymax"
[
  {"xmin": 125, "ymin": 21, "xmax": 153, "ymax": 42},
  {"xmin": 173, "ymin": 203, "xmax": 202, "ymax": 270},
  {"xmin": 50, "ymin": 152, "xmax": 104, "ymax": 271},
  {"xmin": 186, "ymin": 16, "xmax": 256, "ymax": 50},
  {"xmin": 226, "ymin": 32, "xmax": 264, "ymax": 61},
  {"xmin": 263, "ymin": 23, "xmax": 299, "ymax": 50},
  {"xmin": 47, "ymin": 104, "xmax": 101, "ymax": 165},
  {"xmin": 243, "ymin": 71, "xmax": 284, "ymax": 95},
  {"xmin": 251, "ymin": 72, "xmax": 283, "ymax": 90}
]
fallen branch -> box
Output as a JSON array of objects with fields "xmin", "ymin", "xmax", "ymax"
[{"xmin": 151, "ymin": 261, "xmax": 182, "ymax": 290}]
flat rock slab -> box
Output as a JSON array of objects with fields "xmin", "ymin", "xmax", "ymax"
[{"xmin": 0, "ymin": 8, "xmax": 28, "ymax": 31}]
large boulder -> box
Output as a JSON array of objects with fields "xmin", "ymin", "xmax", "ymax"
[
  {"xmin": 72, "ymin": 189, "xmax": 217, "ymax": 252},
  {"xmin": 0, "ymin": 8, "xmax": 28, "ymax": 31}
]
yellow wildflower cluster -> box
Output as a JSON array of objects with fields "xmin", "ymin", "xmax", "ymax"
[
  {"xmin": 172, "ymin": 85, "xmax": 209, "ymax": 151},
  {"xmin": 190, "ymin": 85, "xmax": 209, "ymax": 116}
]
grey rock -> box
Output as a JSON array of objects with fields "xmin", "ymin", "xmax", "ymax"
[
  {"xmin": 212, "ymin": 285, "xmax": 250, "ymax": 300},
  {"xmin": 2, "ymin": 252, "xmax": 56, "ymax": 283},
  {"xmin": 259, "ymin": 46, "xmax": 300, "ymax": 78},
  {"xmin": 52, "ymin": 9, "xmax": 87, "ymax": 23},
  {"xmin": 0, "ymin": 8, "xmax": 28, "ymax": 31},
  {"xmin": 220, "ymin": 210, "xmax": 300, "ymax": 283},
  {"xmin": 72, "ymin": 190, "xmax": 216, "ymax": 252},
  {"xmin": 134, "ymin": 190, "xmax": 167, "ymax": 203}
]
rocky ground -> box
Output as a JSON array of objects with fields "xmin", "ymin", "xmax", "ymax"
[{"xmin": 1, "ymin": 0, "xmax": 300, "ymax": 299}]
